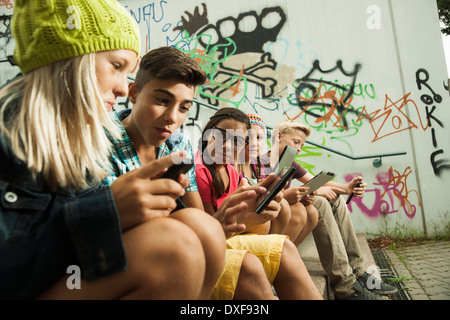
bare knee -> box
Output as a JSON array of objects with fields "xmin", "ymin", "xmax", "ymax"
[
  {"xmin": 279, "ymin": 199, "xmax": 292, "ymax": 224},
  {"xmin": 173, "ymin": 208, "xmax": 225, "ymax": 246},
  {"xmin": 39, "ymin": 218, "xmax": 206, "ymax": 300},
  {"xmin": 306, "ymin": 205, "xmax": 319, "ymax": 226},
  {"xmin": 276, "ymin": 238, "xmax": 307, "ymax": 276},
  {"xmin": 289, "ymin": 202, "xmax": 307, "ymax": 227},
  {"xmin": 170, "ymin": 208, "xmax": 226, "ymax": 298},
  {"xmin": 234, "ymin": 253, "xmax": 275, "ymax": 300},
  {"xmin": 171, "ymin": 208, "xmax": 226, "ymax": 272},
  {"xmin": 124, "ymin": 218, "xmax": 206, "ymax": 299}
]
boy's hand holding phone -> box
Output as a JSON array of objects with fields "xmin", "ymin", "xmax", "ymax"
[
  {"xmin": 110, "ymin": 151, "xmax": 188, "ymax": 231},
  {"xmin": 159, "ymin": 161, "xmax": 193, "ymax": 192},
  {"xmin": 346, "ymin": 177, "xmax": 366, "ymax": 204}
]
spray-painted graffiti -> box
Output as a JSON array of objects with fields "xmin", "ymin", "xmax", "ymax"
[
  {"xmin": 293, "ymin": 60, "xmax": 362, "ymax": 130},
  {"xmin": 126, "ymin": 1, "xmax": 169, "ymax": 52},
  {"xmin": 356, "ymin": 92, "xmax": 428, "ymax": 142},
  {"xmin": 176, "ymin": 4, "xmax": 286, "ymax": 56},
  {"xmin": 0, "ymin": 13, "xmax": 19, "ymax": 87},
  {"xmin": 176, "ymin": 32, "xmax": 247, "ymax": 107},
  {"xmin": 0, "ymin": 1, "xmax": 13, "ymax": 10},
  {"xmin": 124, "ymin": 0, "xmax": 191, "ymax": 78},
  {"xmin": 289, "ymin": 60, "xmax": 366, "ymax": 136},
  {"xmin": 415, "ymin": 68, "xmax": 450, "ymax": 176},
  {"xmin": 174, "ymin": 3, "xmax": 288, "ymax": 108},
  {"xmin": 0, "ymin": 14, "xmax": 11, "ymax": 62},
  {"xmin": 346, "ymin": 166, "xmax": 420, "ymax": 219}
]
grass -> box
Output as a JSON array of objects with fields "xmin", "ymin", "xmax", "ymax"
[
  {"xmin": 386, "ymin": 275, "xmax": 415, "ymax": 283},
  {"xmin": 367, "ymin": 220, "xmax": 450, "ymax": 250}
]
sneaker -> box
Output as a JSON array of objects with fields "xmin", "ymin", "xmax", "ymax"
[
  {"xmin": 357, "ymin": 272, "xmax": 398, "ymax": 295},
  {"xmin": 337, "ymin": 281, "xmax": 388, "ymax": 300}
]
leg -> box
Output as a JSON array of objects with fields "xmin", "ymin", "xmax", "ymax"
[
  {"xmin": 211, "ymin": 249, "xmax": 275, "ymax": 300},
  {"xmin": 233, "ymin": 253, "xmax": 276, "ymax": 300},
  {"xmin": 38, "ymin": 218, "xmax": 206, "ymax": 299},
  {"xmin": 170, "ymin": 208, "xmax": 226, "ymax": 299},
  {"xmin": 227, "ymin": 234, "xmax": 322, "ymax": 299},
  {"xmin": 283, "ymin": 201, "xmax": 306, "ymax": 241},
  {"xmin": 292, "ymin": 204, "xmax": 319, "ymax": 246},
  {"xmin": 269, "ymin": 198, "xmax": 291, "ymax": 234},
  {"xmin": 272, "ymin": 239, "xmax": 323, "ymax": 300},
  {"xmin": 312, "ymin": 196, "xmax": 355, "ymax": 298},
  {"xmin": 330, "ymin": 196, "xmax": 365, "ymax": 277}
]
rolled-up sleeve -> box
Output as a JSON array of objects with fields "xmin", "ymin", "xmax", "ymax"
[{"xmin": 63, "ymin": 187, "xmax": 126, "ymax": 281}]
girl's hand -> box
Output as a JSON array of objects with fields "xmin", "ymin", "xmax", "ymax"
[
  {"xmin": 214, "ymin": 178, "xmax": 266, "ymax": 238},
  {"xmin": 216, "ymin": 174, "xmax": 283, "ymax": 237}
]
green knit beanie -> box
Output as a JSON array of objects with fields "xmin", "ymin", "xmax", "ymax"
[{"xmin": 12, "ymin": 0, "xmax": 141, "ymax": 74}]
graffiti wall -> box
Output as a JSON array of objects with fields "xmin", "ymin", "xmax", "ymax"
[{"xmin": 1, "ymin": 0, "xmax": 449, "ymax": 236}]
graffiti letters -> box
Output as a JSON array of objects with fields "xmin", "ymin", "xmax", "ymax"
[
  {"xmin": 415, "ymin": 68, "xmax": 450, "ymax": 176},
  {"xmin": 0, "ymin": 0, "xmax": 13, "ymax": 9},
  {"xmin": 356, "ymin": 93, "xmax": 428, "ymax": 142},
  {"xmin": 0, "ymin": 14, "xmax": 11, "ymax": 60},
  {"xmin": 294, "ymin": 60, "xmax": 362, "ymax": 131},
  {"xmin": 175, "ymin": 4, "xmax": 287, "ymax": 108},
  {"xmin": 346, "ymin": 166, "xmax": 420, "ymax": 219}
]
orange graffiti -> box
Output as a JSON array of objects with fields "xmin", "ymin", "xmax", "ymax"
[
  {"xmin": 0, "ymin": 0, "xmax": 13, "ymax": 9},
  {"xmin": 296, "ymin": 82, "xmax": 353, "ymax": 129},
  {"xmin": 356, "ymin": 93, "xmax": 429, "ymax": 142},
  {"xmin": 375, "ymin": 166, "xmax": 421, "ymax": 218}
]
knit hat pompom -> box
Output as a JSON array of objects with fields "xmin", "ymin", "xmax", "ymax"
[
  {"xmin": 247, "ymin": 114, "xmax": 267, "ymax": 138},
  {"xmin": 12, "ymin": 0, "xmax": 140, "ymax": 74}
]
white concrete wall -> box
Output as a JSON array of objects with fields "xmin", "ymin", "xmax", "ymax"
[{"xmin": 1, "ymin": 0, "xmax": 449, "ymax": 236}]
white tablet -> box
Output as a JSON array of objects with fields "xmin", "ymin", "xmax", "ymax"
[
  {"xmin": 275, "ymin": 145, "xmax": 298, "ymax": 175},
  {"xmin": 301, "ymin": 171, "xmax": 336, "ymax": 200}
]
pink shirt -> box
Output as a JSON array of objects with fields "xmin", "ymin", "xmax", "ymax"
[{"xmin": 194, "ymin": 152, "xmax": 239, "ymax": 211}]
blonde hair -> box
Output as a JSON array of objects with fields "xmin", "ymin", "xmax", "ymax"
[
  {"xmin": 0, "ymin": 54, "xmax": 121, "ymax": 191},
  {"xmin": 274, "ymin": 119, "xmax": 311, "ymax": 138}
]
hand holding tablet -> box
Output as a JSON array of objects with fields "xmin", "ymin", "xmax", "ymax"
[{"xmin": 300, "ymin": 171, "xmax": 336, "ymax": 201}]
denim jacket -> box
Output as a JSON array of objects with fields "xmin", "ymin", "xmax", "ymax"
[{"xmin": 0, "ymin": 142, "xmax": 126, "ymax": 299}]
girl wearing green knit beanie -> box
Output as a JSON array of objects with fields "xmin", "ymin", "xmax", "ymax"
[{"xmin": 0, "ymin": 0, "xmax": 217, "ymax": 300}]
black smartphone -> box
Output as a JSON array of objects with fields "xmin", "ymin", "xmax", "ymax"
[
  {"xmin": 160, "ymin": 162, "xmax": 194, "ymax": 181},
  {"xmin": 161, "ymin": 162, "xmax": 194, "ymax": 211},
  {"xmin": 255, "ymin": 166, "xmax": 296, "ymax": 214},
  {"xmin": 346, "ymin": 180, "xmax": 362, "ymax": 204}
]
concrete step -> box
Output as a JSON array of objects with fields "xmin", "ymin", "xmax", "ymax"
[
  {"xmin": 297, "ymin": 233, "xmax": 331, "ymax": 299},
  {"xmin": 297, "ymin": 233, "xmax": 377, "ymax": 300}
]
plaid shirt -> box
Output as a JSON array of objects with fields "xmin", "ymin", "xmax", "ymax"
[{"xmin": 102, "ymin": 110, "xmax": 197, "ymax": 191}]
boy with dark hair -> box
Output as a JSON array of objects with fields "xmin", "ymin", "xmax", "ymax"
[
  {"xmin": 104, "ymin": 46, "xmax": 206, "ymax": 208},
  {"xmin": 103, "ymin": 46, "xmax": 227, "ymax": 299}
]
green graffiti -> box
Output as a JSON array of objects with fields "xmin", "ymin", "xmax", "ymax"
[{"xmin": 175, "ymin": 31, "xmax": 248, "ymax": 108}]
